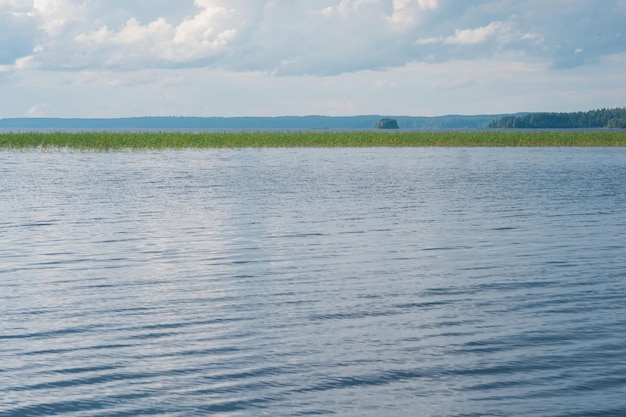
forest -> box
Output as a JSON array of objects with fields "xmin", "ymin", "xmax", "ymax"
[{"xmin": 489, "ymin": 108, "xmax": 626, "ymax": 129}]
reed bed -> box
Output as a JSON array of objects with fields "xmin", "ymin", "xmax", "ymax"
[{"xmin": 1, "ymin": 130, "xmax": 624, "ymax": 150}]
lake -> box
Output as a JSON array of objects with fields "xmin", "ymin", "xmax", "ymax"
[{"xmin": 1, "ymin": 147, "xmax": 625, "ymax": 416}]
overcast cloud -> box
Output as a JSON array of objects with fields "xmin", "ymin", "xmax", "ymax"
[{"xmin": 1, "ymin": 0, "xmax": 625, "ymax": 117}]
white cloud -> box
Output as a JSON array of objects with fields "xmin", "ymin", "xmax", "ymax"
[
  {"xmin": 389, "ymin": 0, "xmax": 439, "ymax": 28},
  {"xmin": 26, "ymin": 102, "xmax": 49, "ymax": 116},
  {"xmin": 32, "ymin": 0, "xmax": 84, "ymax": 35},
  {"xmin": 444, "ymin": 21, "xmax": 508, "ymax": 45},
  {"xmin": 4, "ymin": 0, "xmax": 624, "ymax": 75},
  {"xmin": 72, "ymin": 2, "xmax": 244, "ymax": 66},
  {"xmin": 521, "ymin": 32, "xmax": 543, "ymax": 43},
  {"xmin": 322, "ymin": 0, "xmax": 380, "ymax": 16},
  {"xmin": 415, "ymin": 36, "xmax": 443, "ymax": 45},
  {"xmin": 0, "ymin": 0, "xmax": 30, "ymax": 12},
  {"xmin": 14, "ymin": 55, "xmax": 38, "ymax": 69},
  {"xmin": 417, "ymin": 0, "xmax": 438, "ymax": 9}
]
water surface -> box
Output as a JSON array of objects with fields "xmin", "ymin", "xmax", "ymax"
[{"xmin": 1, "ymin": 148, "xmax": 625, "ymax": 416}]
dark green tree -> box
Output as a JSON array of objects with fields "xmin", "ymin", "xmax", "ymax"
[
  {"xmin": 608, "ymin": 114, "xmax": 626, "ymax": 128},
  {"xmin": 489, "ymin": 108, "xmax": 626, "ymax": 128}
]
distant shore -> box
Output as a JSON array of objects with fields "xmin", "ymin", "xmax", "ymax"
[
  {"xmin": 0, "ymin": 114, "xmax": 505, "ymax": 130},
  {"xmin": 1, "ymin": 131, "xmax": 625, "ymax": 150}
]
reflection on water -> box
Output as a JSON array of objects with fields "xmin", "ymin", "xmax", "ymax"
[{"xmin": 1, "ymin": 148, "xmax": 626, "ymax": 416}]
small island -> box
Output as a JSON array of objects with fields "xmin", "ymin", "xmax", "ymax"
[{"xmin": 374, "ymin": 118, "xmax": 399, "ymax": 129}]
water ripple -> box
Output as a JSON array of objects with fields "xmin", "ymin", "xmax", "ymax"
[{"xmin": 1, "ymin": 148, "xmax": 625, "ymax": 416}]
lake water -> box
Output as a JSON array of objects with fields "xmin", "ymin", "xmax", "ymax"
[{"xmin": 1, "ymin": 147, "xmax": 625, "ymax": 416}]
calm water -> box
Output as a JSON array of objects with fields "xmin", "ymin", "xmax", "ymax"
[{"xmin": 1, "ymin": 148, "xmax": 625, "ymax": 417}]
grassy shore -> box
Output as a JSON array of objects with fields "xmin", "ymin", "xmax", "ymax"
[{"xmin": 1, "ymin": 130, "xmax": 625, "ymax": 150}]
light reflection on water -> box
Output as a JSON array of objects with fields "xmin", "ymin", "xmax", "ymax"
[{"xmin": 1, "ymin": 147, "xmax": 626, "ymax": 416}]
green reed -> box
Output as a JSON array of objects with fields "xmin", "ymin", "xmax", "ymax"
[{"xmin": 0, "ymin": 130, "xmax": 624, "ymax": 150}]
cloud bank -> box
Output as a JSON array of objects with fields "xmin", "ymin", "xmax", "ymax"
[
  {"xmin": 2, "ymin": 0, "xmax": 625, "ymax": 75},
  {"xmin": 1, "ymin": 0, "xmax": 625, "ymax": 118}
]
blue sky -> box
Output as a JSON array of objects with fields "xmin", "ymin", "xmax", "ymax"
[{"xmin": 1, "ymin": 0, "xmax": 625, "ymax": 117}]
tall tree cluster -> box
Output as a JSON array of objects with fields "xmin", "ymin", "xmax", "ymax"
[{"xmin": 489, "ymin": 108, "xmax": 626, "ymax": 128}]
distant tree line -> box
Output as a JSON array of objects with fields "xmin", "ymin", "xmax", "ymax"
[{"xmin": 489, "ymin": 108, "xmax": 626, "ymax": 129}]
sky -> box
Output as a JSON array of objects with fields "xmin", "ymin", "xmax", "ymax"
[{"xmin": 0, "ymin": 0, "xmax": 625, "ymax": 118}]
